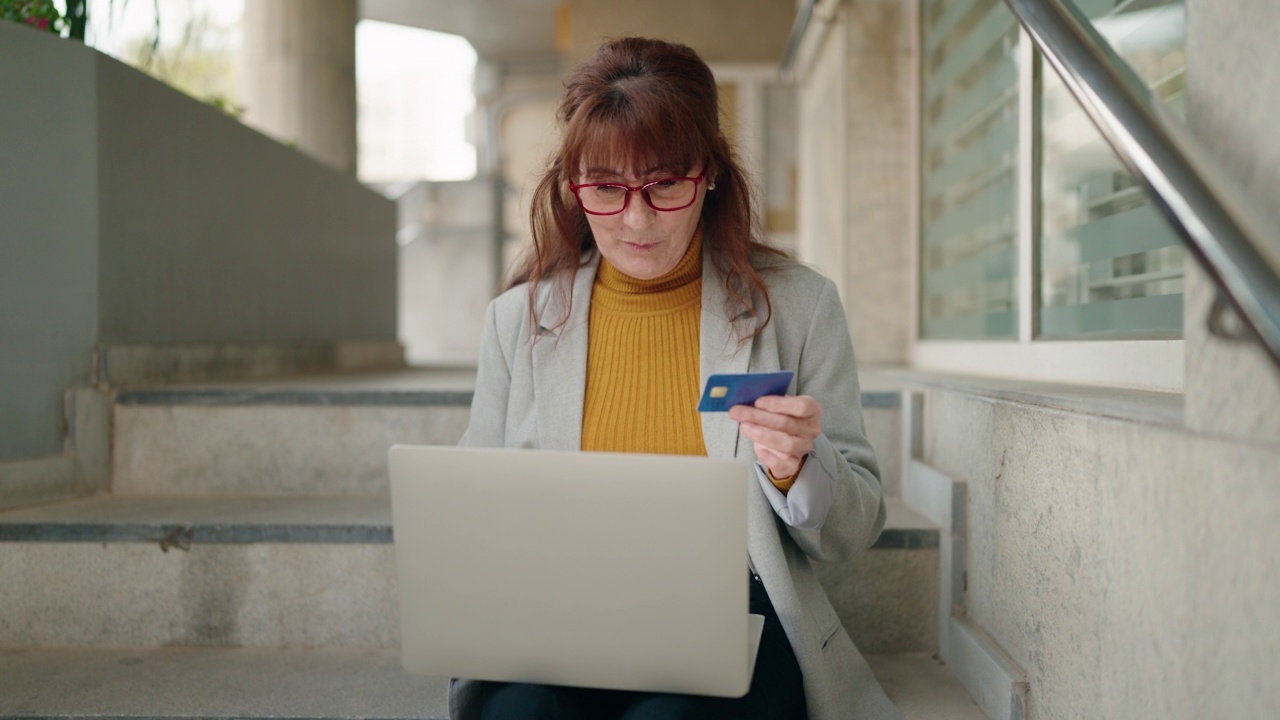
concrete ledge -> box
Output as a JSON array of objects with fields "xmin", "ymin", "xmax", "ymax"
[
  {"xmin": 861, "ymin": 367, "xmax": 1184, "ymax": 428},
  {"xmin": 99, "ymin": 342, "xmax": 407, "ymax": 386},
  {"xmin": 944, "ymin": 615, "xmax": 1030, "ymax": 720},
  {"xmin": 116, "ymin": 388, "xmax": 474, "ymax": 407}
]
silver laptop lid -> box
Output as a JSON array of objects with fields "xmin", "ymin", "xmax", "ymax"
[{"xmin": 389, "ymin": 445, "xmax": 753, "ymax": 697}]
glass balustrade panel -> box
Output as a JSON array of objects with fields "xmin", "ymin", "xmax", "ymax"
[
  {"xmin": 1037, "ymin": 0, "xmax": 1187, "ymax": 340},
  {"xmin": 919, "ymin": 0, "xmax": 1021, "ymax": 340}
]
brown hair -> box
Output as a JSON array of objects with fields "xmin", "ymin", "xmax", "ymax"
[{"xmin": 509, "ymin": 36, "xmax": 785, "ymax": 337}]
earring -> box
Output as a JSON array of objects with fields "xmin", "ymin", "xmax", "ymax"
[{"xmin": 708, "ymin": 182, "xmax": 716, "ymax": 190}]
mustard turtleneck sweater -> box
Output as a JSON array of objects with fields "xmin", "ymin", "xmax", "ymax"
[
  {"xmin": 581, "ymin": 230, "xmax": 707, "ymax": 457},
  {"xmin": 579, "ymin": 230, "xmax": 799, "ymax": 491}
]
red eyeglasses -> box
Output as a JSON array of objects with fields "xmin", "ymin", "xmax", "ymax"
[{"xmin": 569, "ymin": 173, "xmax": 706, "ymax": 215}]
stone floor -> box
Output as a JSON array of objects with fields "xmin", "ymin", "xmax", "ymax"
[{"xmin": 0, "ymin": 647, "xmax": 986, "ymax": 719}]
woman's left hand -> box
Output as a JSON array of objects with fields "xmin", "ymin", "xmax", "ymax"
[{"xmin": 728, "ymin": 395, "xmax": 823, "ymax": 479}]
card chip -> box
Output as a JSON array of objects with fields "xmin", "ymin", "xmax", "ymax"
[{"xmin": 709, "ymin": 386, "xmax": 728, "ymax": 398}]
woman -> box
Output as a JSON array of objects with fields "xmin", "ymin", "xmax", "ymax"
[{"xmin": 455, "ymin": 36, "xmax": 902, "ymax": 720}]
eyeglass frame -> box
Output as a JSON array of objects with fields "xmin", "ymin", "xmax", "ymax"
[{"xmin": 568, "ymin": 172, "xmax": 706, "ymax": 216}]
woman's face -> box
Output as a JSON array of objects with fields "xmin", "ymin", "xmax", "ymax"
[{"xmin": 575, "ymin": 162, "xmax": 708, "ymax": 281}]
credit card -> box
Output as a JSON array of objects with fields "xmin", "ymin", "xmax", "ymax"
[{"xmin": 697, "ymin": 371, "xmax": 795, "ymax": 412}]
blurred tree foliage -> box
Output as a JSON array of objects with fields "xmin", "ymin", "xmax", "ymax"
[
  {"xmin": 1, "ymin": 0, "xmax": 67, "ymax": 34},
  {"xmin": 111, "ymin": 1, "xmax": 242, "ymax": 118}
]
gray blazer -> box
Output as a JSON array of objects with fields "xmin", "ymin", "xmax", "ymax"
[{"xmin": 452, "ymin": 248, "xmax": 903, "ymax": 720}]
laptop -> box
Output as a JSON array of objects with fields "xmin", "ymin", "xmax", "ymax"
[{"xmin": 388, "ymin": 444, "xmax": 765, "ymax": 698}]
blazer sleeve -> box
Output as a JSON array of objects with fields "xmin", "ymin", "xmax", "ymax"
[
  {"xmin": 781, "ymin": 278, "xmax": 887, "ymax": 563},
  {"xmin": 458, "ymin": 298, "xmax": 512, "ymax": 448}
]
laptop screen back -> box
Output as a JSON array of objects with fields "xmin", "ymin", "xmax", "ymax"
[{"xmin": 389, "ymin": 445, "xmax": 753, "ymax": 697}]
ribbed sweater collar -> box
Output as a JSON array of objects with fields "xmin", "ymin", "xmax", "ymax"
[{"xmin": 593, "ymin": 228, "xmax": 703, "ymax": 314}]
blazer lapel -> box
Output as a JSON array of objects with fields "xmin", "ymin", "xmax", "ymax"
[
  {"xmin": 699, "ymin": 255, "xmax": 788, "ymax": 577},
  {"xmin": 533, "ymin": 254, "xmax": 600, "ymax": 451},
  {"xmin": 699, "ymin": 252, "xmax": 757, "ymax": 460}
]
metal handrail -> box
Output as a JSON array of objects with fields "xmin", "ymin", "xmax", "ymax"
[
  {"xmin": 779, "ymin": 0, "xmax": 820, "ymax": 75},
  {"xmin": 1003, "ymin": 0, "xmax": 1280, "ymax": 371}
]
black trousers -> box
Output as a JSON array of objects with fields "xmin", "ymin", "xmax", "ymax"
[{"xmin": 474, "ymin": 573, "xmax": 807, "ymax": 720}]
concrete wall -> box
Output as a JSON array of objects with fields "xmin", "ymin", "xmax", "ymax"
[
  {"xmin": 784, "ymin": 0, "xmax": 1280, "ymax": 717},
  {"xmin": 921, "ymin": 389, "xmax": 1279, "ymax": 718},
  {"xmin": 1183, "ymin": 0, "xmax": 1280, "ymax": 447},
  {"xmin": 0, "ymin": 25, "xmax": 100, "ymax": 461},
  {"xmin": 908, "ymin": 1, "xmax": 1280, "ymax": 717},
  {"xmin": 95, "ymin": 57, "xmax": 396, "ymax": 344},
  {"xmin": 1, "ymin": 24, "xmax": 398, "ymax": 478}
]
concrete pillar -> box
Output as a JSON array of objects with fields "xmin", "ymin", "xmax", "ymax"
[
  {"xmin": 796, "ymin": 0, "xmax": 914, "ymax": 366},
  {"xmin": 240, "ymin": 0, "xmax": 357, "ymax": 175}
]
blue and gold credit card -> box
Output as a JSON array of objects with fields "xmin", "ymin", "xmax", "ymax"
[{"xmin": 696, "ymin": 371, "xmax": 795, "ymax": 412}]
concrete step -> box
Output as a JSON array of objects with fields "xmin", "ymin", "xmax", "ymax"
[
  {"xmin": 0, "ymin": 496, "xmax": 938, "ymax": 653},
  {"xmin": 0, "ymin": 495, "xmax": 400, "ymax": 647},
  {"xmin": 111, "ymin": 370, "xmax": 476, "ymax": 496},
  {"xmin": 0, "ymin": 647, "xmax": 449, "ymax": 719},
  {"xmin": 109, "ymin": 369, "xmax": 906, "ymax": 499},
  {"xmin": 0, "ymin": 648, "xmax": 982, "ymax": 720}
]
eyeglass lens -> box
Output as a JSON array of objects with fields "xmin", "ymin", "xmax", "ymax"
[{"xmin": 578, "ymin": 178, "xmax": 696, "ymax": 214}]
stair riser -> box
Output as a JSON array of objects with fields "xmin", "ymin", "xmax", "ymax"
[
  {"xmin": 113, "ymin": 405, "xmax": 470, "ymax": 495},
  {"xmin": 817, "ymin": 548, "xmax": 938, "ymax": 654},
  {"xmin": 1, "ymin": 543, "xmax": 399, "ymax": 647},
  {"xmin": 0, "ymin": 541, "xmax": 935, "ymax": 651},
  {"xmin": 112, "ymin": 403, "xmax": 899, "ymax": 498}
]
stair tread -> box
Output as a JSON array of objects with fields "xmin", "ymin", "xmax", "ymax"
[
  {"xmin": 0, "ymin": 647, "xmax": 448, "ymax": 719},
  {"xmin": 0, "ymin": 495, "xmax": 392, "ymax": 543},
  {"xmin": 116, "ymin": 368, "xmax": 479, "ymax": 407},
  {"xmin": 0, "ymin": 497, "xmax": 935, "ymax": 548},
  {"xmin": 112, "ymin": 367, "xmax": 901, "ymax": 409},
  {"xmin": 0, "ymin": 648, "xmax": 976, "ymax": 720},
  {"xmin": 865, "ymin": 653, "xmax": 988, "ymax": 720}
]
